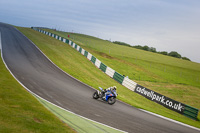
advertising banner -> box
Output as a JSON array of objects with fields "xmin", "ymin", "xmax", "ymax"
[{"xmin": 134, "ymin": 84, "xmax": 185, "ymax": 114}]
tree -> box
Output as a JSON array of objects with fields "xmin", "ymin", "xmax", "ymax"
[
  {"xmin": 113, "ymin": 41, "xmax": 131, "ymax": 47},
  {"xmin": 133, "ymin": 45, "xmax": 143, "ymax": 49},
  {"xmin": 168, "ymin": 51, "xmax": 182, "ymax": 58},
  {"xmin": 149, "ymin": 47, "xmax": 157, "ymax": 52},
  {"xmin": 143, "ymin": 45, "xmax": 149, "ymax": 51},
  {"xmin": 182, "ymin": 57, "xmax": 191, "ymax": 61},
  {"xmin": 160, "ymin": 51, "xmax": 168, "ymax": 55}
]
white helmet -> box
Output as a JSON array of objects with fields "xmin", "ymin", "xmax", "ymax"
[{"xmin": 113, "ymin": 86, "xmax": 117, "ymax": 90}]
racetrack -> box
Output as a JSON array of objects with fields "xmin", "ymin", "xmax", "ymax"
[{"xmin": 0, "ymin": 23, "xmax": 199, "ymax": 133}]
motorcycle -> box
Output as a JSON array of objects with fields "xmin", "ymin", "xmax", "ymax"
[{"xmin": 93, "ymin": 87, "xmax": 117, "ymax": 105}]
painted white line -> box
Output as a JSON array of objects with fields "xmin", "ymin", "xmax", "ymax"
[
  {"xmin": 140, "ymin": 109, "xmax": 200, "ymax": 132},
  {"xmin": 94, "ymin": 114, "xmax": 102, "ymax": 117},
  {"xmin": 1, "ymin": 27, "xmax": 127, "ymax": 133},
  {"xmin": 32, "ymin": 81, "xmax": 37, "ymax": 85},
  {"xmin": 46, "ymin": 93, "xmax": 53, "ymax": 98},
  {"xmin": 55, "ymin": 100, "xmax": 63, "ymax": 106}
]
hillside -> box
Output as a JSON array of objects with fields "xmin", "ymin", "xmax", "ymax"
[
  {"xmin": 17, "ymin": 27, "xmax": 200, "ymax": 128},
  {"xmin": 45, "ymin": 30, "xmax": 200, "ymax": 86}
]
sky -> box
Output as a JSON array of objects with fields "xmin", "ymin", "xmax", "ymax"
[{"xmin": 0, "ymin": 0, "xmax": 200, "ymax": 63}]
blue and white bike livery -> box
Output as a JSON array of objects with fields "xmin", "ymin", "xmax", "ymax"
[{"xmin": 93, "ymin": 87, "xmax": 117, "ymax": 105}]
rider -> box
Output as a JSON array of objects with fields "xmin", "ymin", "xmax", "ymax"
[{"xmin": 102, "ymin": 86, "xmax": 117, "ymax": 100}]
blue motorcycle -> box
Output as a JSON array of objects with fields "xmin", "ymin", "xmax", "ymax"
[{"xmin": 93, "ymin": 87, "xmax": 117, "ymax": 105}]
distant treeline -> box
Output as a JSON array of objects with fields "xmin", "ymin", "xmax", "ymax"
[{"xmin": 113, "ymin": 41, "xmax": 190, "ymax": 61}]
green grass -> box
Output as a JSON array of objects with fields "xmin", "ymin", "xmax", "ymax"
[
  {"xmin": 47, "ymin": 30, "xmax": 200, "ymax": 87},
  {"xmin": 17, "ymin": 27, "xmax": 200, "ymax": 129},
  {"xmin": 0, "ymin": 55, "xmax": 76, "ymax": 132}
]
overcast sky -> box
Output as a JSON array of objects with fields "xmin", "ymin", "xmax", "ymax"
[{"xmin": 0, "ymin": 0, "xmax": 200, "ymax": 63}]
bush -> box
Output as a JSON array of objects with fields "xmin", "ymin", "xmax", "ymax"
[
  {"xmin": 182, "ymin": 57, "xmax": 191, "ymax": 61},
  {"xmin": 159, "ymin": 51, "xmax": 168, "ymax": 55},
  {"xmin": 143, "ymin": 45, "xmax": 149, "ymax": 51},
  {"xmin": 168, "ymin": 51, "xmax": 182, "ymax": 58},
  {"xmin": 149, "ymin": 47, "xmax": 157, "ymax": 52},
  {"xmin": 133, "ymin": 45, "xmax": 143, "ymax": 49},
  {"xmin": 113, "ymin": 41, "xmax": 131, "ymax": 47}
]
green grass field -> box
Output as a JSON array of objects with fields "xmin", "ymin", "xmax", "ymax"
[
  {"xmin": 0, "ymin": 55, "xmax": 76, "ymax": 132},
  {"xmin": 46, "ymin": 30, "xmax": 200, "ymax": 87},
  {"xmin": 17, "ymin": 27, "xmax": 200, "ymax": 129}
]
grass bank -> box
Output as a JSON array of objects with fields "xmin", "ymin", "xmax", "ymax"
[
  {"xmin": 17, "ymin": 27, "xmax": 200, "ymax": 129},
  {"xmin": 0, "ymin": 55, "xmax": 75, "ymax": 132},
  {"xmin": 47, "ymin": 30, "xmax": 200, "ymax": 88}
]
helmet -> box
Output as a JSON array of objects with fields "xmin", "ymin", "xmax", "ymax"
[{"xmin": 113, "ymin": 86, "xmax": 117, "ymax": 90}]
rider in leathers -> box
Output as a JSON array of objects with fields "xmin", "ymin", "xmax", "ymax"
[{"xmin": 102, "ymin": 86, "xmax": 117, "ymax": 100}]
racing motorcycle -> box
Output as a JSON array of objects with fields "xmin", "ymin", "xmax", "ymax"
[{"xmin": 93, "ymin": 87, "xmax": 117, "ymax": 105}]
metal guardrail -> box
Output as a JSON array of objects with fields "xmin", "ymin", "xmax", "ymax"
[{"xmin": 184, "ymin": 105, "xmax": 199, "ymax": 120}]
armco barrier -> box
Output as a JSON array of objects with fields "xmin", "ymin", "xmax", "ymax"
[
  {"xmin": 63, "ymin": 38, "xmax": 66, "ymax": 43},
  {"xmin": 95, "ymin": 58, "xmax": 101, "ymax": 68},
  {"xmin": 84, "ymin": 51, "xmax": 88, "ymax": 57},
  {"xmin": 77, "ymin": 45, "xmax": 80, "ymax": 50},
  {"xmin": 65, "ymin": 39, "xmax": 69, "ymax": 44},
  {"xmin": 32, "ymin": 27, "xmax": 199, "ymax": 120},
  {"xmin": 113, "ymin": 72, "xmax": 124, "ymax": 84},
  {"xmin": 105, "ymin": 67, "xmax": 115, "ymax": 78},
  {"xmin": 81, "ymin": 49, "xmax": 85, "ymax": 56},
  {"xmin": 87, "ymin": 53, "xmax": 92, "ymax": 61},
  {"xmin": 75, "ymin": 44, "xmax": 77, "ymax": 49},
  {"xmin": 122, "ymin": 77, "xmax": 137, "ymax": 91},
  {"xmin": 100, "ymin": 63, "xmax": 107, "ymax": 73},
  {"xmin": 72, "ymin": 42, "xmax": 75, "ymax": 48},
  {"xmin": 91, "ymin": 56, "xmax": 96, "ymax": 64},
  {"xmin": 184, "ymin": 105, "xmax": 199, "ymax": 120}
]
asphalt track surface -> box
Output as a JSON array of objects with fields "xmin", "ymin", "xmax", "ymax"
[{"xmin": 0, "ymin": 23, "xmax": 199, "ymax": 133}]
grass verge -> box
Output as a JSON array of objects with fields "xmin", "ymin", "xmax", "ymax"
[
  {"xmin": 34, "ymin": 94, "xmax": 123, "ymax": 133},
  {"xmin": 17, "ymin": 27, "xmax": 200, "ymax": 129},
  {"xmin": 0, "ymin": 55, "xmax": 76, "ymax": 132}
]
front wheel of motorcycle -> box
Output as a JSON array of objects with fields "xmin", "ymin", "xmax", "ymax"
[
  {"xmin": 108, "ymin": 97, "xmax": 116, "ymax": 105},
  {"xmin": 93, "ymin": 91, "xmax": 99, "ymax": 99}
]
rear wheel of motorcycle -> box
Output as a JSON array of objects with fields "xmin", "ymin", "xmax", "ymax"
[
  {"xmin": 108, "ymin": 97, "xmax": 116, "ymax": 105},
  {"xmin": 93, "ymin": 91, "xmax": 99, "ymax": 99}
]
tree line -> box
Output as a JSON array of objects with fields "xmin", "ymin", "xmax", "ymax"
[{"xmin": 113, "ymin": 41, "xmax": 190, "ymax": 61}]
